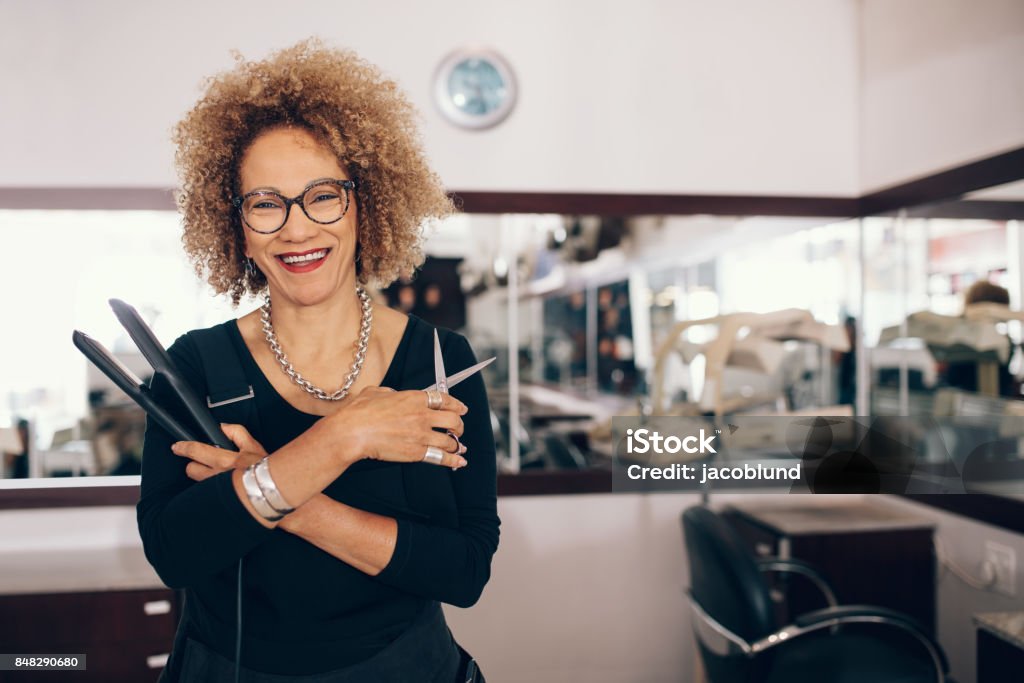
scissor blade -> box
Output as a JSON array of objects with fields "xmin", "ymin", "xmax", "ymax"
[
  {"xmin": 421, "ymin": 356, "xmax": 496, "ymax": 392},
  {"xmin": 433, "ymin": 330, "xmax": 448, "ymax": 393}
]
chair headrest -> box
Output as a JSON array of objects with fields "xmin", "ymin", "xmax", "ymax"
[{"xmin": 682, "ymin": 505, "xmax": 777, "ymax": 641}]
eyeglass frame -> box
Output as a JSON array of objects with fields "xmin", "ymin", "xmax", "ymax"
[{"xmin": 231, "ymin": 178, "xmax": 358, "ymax": 235}]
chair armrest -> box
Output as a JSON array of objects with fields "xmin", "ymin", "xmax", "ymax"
[
  {"xmin": 684, "ymin": 590, "xmax": 755, "ymax": 656},
  {"xmin": 755, "ymin": 557, "xmax": 838, "ymax": 607},
  {"xmin": 794, "ymin": 604, "xmax": 930, "ymax": 635},
  {"xmin": 752, "ymin": 605, "xmax": 948, "ymax": 682}
]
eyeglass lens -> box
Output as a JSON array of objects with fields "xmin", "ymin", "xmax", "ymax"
[{"xmin": 241, "ymin": 182, "xmax": 348, "ymax": 233}]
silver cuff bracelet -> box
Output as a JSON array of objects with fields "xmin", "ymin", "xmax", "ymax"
[
  {"xmin": 253, "ymin": 456, "xmax": 295, "ymax": 514},
  {"xmin": 242, "ymin": 465, "xmax": 285, "ymax": 522}
]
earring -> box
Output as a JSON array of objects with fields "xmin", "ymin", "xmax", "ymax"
[{"xmin": 244, "ymin": 257, "xmax": 256, "ymax": 278}]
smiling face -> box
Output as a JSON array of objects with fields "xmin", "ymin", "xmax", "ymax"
[{"xmin": 237, "ymin": 126, "xmax": 358, "ymax": 309}]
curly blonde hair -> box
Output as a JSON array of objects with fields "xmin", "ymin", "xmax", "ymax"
[{"xmin": 173, "ymin": 39, "xmax": 454, "ymax": 304}]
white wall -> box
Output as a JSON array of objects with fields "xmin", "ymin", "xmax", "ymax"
[
  {"xmin": 0, "ymin": 0, "xmax": 860, "ymax": 197},
  {"xmin": 878, "ymin": 496, "xmax": 1024, "ymax": 683},
  {"xmin": 4, "ymin": 2, "xmax": 1023, "ymax": 200},
  {"xmin": 445, "ymin": 491, "xmax": 703, "ymax": 683},
  {"xmin": 859, "ymin": 0, "xmax": 1024, "ymax": 192},
  {"xmin": 447, "ymin": 492, "xmax": 1024, "ymax": 683}
]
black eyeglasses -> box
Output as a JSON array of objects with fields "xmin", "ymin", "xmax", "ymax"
[{"xmin": 231, "ymin": 178, "xmax": 357, "ymax": 234}]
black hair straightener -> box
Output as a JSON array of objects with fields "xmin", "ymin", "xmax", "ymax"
[
  {"xmin": 74, "ymin": 299, "xmax": 246, "ymax": 683},
  {"xmin": 72, "ymin": 299, "xmax": 235, "ymax": 449}
]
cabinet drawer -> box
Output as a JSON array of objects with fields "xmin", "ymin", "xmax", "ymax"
[{"xmin": 0, "ymin": 589, "xmax": 178, "ymax": 647}]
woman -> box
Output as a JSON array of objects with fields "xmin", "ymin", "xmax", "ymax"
[{"xmin": 137, "ymin": 41, "xmax": 499, "ymax": 682}]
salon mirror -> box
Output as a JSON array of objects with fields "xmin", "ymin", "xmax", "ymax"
[
  {"xmin": 0, "ymin": 207, "xmax": 855, "ymax": 483},
  {"xmin": 3, "ymin": 159, "xmax": 1023, "ymax": 522}
]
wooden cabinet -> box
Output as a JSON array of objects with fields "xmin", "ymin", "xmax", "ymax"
[
  {"xmin": 0, "ymin": 588, "xmax": 179, "ymax": 683},
  {"xmin": 722, "ymin": 501, "xmax": 937, "ymax": 636}
]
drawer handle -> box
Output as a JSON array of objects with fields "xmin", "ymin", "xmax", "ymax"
[
  {"xmin": 755, "ymin": 543, "xmax": 773, "ymax": 556},
  {"xmin": 147, "ymin": 653, "xmax": 169, "ymax": 669},
  {"xmin": 143, "ymin": 600, "xmax": 172, "ymax": 616}
]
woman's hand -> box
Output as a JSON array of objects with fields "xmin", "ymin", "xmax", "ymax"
[
  {"xmin": 325, "ymin": 386, "xmax": 469, "ymax": 469},
  {"xmin": 171, "ymin": 423, "xmax": 268, "ymax": 482}
]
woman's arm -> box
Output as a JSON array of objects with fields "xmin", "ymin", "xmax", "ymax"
[
  {"xmin": 179, "ymin": 424, "xmax": 402, "ymax": 577},
  {"xmin": 142, "ymin": 333, "xmax": 470, "ymax": 588},
  {"xmin": 229, "ymin": 385, "xmax": 467, "ymax": 529},
  {"xmin": 137, "ymin": 334, "xmax": 275, "ymax": 589},
  {"xmin": 137, "ymin": 332, "xmax": 363, "ymax": 588},
  {"xmin": 278, "ymin": 495, "xmax": 397, "ymax": 575},
  {"xmin": 277, "ymin": 334, "xmax": 500, "ymax": 608}
]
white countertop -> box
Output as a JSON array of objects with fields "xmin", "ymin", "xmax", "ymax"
[
  {"xmin": 975, "ymin": 611, "xmax": 1024, "ymax": 650},
  {"xmin": 0, "ymin": 545, "xmax": 165, "ymax": 595},
  {"xmin": 0, "ymin": 504, "xmax": 166, "ymax": 595}
]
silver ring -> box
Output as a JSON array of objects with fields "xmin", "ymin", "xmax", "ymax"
[
  {"xmin": 425, "ymin": 390, "xmax": 443, "ymax": 410},
  {"xmin": 447, "ymin": 431, "xmax": 462, "ymax": 453},
  {"xmin": 422, "ymin": 446, "xmax": 444, "ymax": 465}
]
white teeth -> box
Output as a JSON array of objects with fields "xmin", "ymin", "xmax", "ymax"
[{"xmin": 281, "ymin": 249, "xmax": 327, "ymax": 264}]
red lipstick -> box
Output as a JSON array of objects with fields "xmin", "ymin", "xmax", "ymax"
[{"xmin": 275, "ymin": 248, "xmax": 331, "ymax": 274}]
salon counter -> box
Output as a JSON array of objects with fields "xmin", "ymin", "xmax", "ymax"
[
  {"xmin": 975, "ymin": 612, "xmax": 1024, "ymax": 683},
  {"xmin": 0, "ymin": 505, "xmax": 178, "ymax": 681},
  {"xmin": 0, "ymin": 471, "xmax": 622, "ymax": 512},
  {"xmin": 0, "ymin": 504, "xmax": 163, "ymax": 594},
  {"xmin": 0, "ymin": 545, "xmax": 162, "ymax": 595},
  {"xmin": 975, "ymin": 611, "xmax": 1024, "ymax": 651},
  {"xmin": 0, "ymin": 469, "xmax": 622, "ymax": 595}
]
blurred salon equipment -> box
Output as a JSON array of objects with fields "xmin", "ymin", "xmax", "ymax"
[
  {"xmin": 541, "ymin": 434, "xmax": 588, "ymax": 470},
  {"xmin": 650, "ymin": 309, "xmax": 851, "ymax": 418},
  {"xmin": 877, "ymin": 304, "xmax": 1019, "ymax": 400}
]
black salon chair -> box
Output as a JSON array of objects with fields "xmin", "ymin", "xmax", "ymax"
[{"xmin": 681, "ymin": 506, "xmax": 952, "ymax": 683}]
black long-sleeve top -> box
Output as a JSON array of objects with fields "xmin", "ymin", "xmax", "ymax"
[{"xmin": 136, "ymin": 314, "xmax": 500, "ymax": 676}]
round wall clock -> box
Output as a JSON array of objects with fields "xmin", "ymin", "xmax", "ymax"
[{"xmin": 434, "ymin": 47, "xmax": 517, "ymax": 130}]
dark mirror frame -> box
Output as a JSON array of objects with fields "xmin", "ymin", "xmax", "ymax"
[{"xmin": 2, "ymin": 145, "xmax": 1023, "ymax": 527}]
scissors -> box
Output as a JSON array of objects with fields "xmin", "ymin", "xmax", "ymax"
[{"xmin": 424, "ymin": 329, "xmax": 495, "ymax": 453}]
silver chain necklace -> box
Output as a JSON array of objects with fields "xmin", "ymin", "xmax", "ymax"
[{"xmin": 260, "ymin": 286, "xmax": 373, "ymax": 401}]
